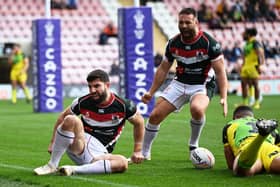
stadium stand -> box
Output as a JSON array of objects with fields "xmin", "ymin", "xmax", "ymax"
[
  {"xmin": 0, "ymin": 0, "xmax": 119, "ymax": 85},
  {"xmin": 0, "ymin": 0, "xmax": 280, "ymax": 87},
  {"xmin": 150, "ymin": 0, "xmax": 280, "ymax": 80},
  {"xmin": 146, "ymin": 1, "xmax": 178, "ymax": 39},
  {"xmin": 100, "ymin": 0, "xmax": 120, "ymax": 26}
]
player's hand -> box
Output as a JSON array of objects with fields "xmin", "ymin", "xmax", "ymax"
[
  {"xmin": 220, "ymin": 98, "xmax": 228, "ymax": 117},
  {"xmin": 141, "ymin": 92, "xmax": 152, "ymax": 104},
  {"xmin": 257, "ymin": 64, "xmax": 265, "ymax": 74},
  {"xmin": 130, "ymin": 151, "xmax": 144, "ymax": 164}
]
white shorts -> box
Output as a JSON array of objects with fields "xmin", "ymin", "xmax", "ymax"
[
  {"xmin": 66, "ymin": 133, "xmax": 108, "ymax": 165},
  {"xmin": 159, "ymin": 80, "xmax": 207, "ymax": 111}
]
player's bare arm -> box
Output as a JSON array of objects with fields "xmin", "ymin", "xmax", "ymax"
[
  {"xmin": 128, "ymin": 111, "xmax": 145, "ymax": 163},
  {"xmin": 224, "ymin": 144, "xmax": 235, "ymax": 170},
  {"xmin": 256, "ymin": 47, "xmax": 265, "ymax": 73},
  {"xmin": 212, "ymin": 57, "xmax": 228, "ymax": 117},
  {"xmin": 21, "ymin": 57, "xmax": 29, "ymax": 74},
  {"xmin": 48, "ymin": 107, "xmax": 73, "ymax": 153},
  {"xmin": 142, "ymin": 60, "xmax": 172, "ymax": 104}
]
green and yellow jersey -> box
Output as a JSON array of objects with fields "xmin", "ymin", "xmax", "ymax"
[
  {"xmin": 222, "ymin": 117, "xmax": 279, "ymax": 156},
  {"xmin": 11, "ymin": 51, "xmax": 26, "ymax": 71},
  {"xmin": 243, "ymin": 37, "xmax": 262, "ymax": 67}
]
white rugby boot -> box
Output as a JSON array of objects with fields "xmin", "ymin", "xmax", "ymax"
[
  {"xmin": 256, "ymin": 119, "xmax": 278, "ymax": 136},
  {"xmin": 34, "ymin": 163, "xmax": 57, "ymax": 175}
]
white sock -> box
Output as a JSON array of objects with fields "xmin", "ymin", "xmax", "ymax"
[
  {"xmin": 73, "ymin": 160, "xmax": 112, "ymax": 174},
  {"xmin": 49, "ymin": 126, "xmax": 74, "ymax": 168},
  {"xmin": 189, "ymin": 116, "xmax": 205, "ymax": 149},
  {"xmin": 142, "ymin": 123, "xmax": 160, "ymax": 157}
]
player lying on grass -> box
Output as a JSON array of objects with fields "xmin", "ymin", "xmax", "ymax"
[
  {"xmin": 34, "ymin": 69, "xmax": 145, "ymax": 176},
  {"xmin": 223, "ymin": 105, "xmax": 280, "ymax": 176}
]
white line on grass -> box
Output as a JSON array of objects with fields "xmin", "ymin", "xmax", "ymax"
[
  {"xmin": 0, "ymin": 163, "xmax": 139, "ymax": 187},
  {"xmin": 0, "ymin": 163, "xmax": 32, "ymax": 172}
]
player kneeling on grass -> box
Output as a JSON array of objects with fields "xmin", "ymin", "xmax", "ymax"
[
  {"xmin": 223, "ymin": 105, "xmax": 280, "ymax": 177},
  {"xmin": 34, "ymin": 69, "xmax": 145, "ymax": 176}
]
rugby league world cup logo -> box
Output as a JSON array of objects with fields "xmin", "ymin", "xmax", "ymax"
[
  {"xmin": 44, "ymin": 21, "xmax": 55, "ymax": 46},
  {"xmin": 133, "ymin": 10, "xmax": 145, "ymax": 40}
]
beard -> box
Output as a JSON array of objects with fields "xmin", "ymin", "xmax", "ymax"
[
  {"xmin": 180, "ymin": 28, "xmax": 196, "ymax": 41},
  {"xmin": 91, "ymin": 91, "xmax": 108, "ymax": 104}
]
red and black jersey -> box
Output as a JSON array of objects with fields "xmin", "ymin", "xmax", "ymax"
[
  {"xmin": 165, "ymin": 31, "xmax": 223, "ymax": 85},
  {"xmin": 70, "ymin": 93, "xmax": 137, "ymax": 153}
]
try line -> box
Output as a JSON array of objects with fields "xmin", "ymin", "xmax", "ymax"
[{"xmin": 0, "ymin": 163, "xmax": 140, "ymax": 187}]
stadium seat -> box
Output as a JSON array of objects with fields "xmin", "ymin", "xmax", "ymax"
[
  {"xmin": 1, "ymin": 0, "xmax": 280, "ymax": 84},
  {"xmin": 146, "ymin": 1, "xmax": 178, "ymax": 39}
]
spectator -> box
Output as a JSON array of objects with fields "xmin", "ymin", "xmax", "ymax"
[
  {"xmin": 261, "ymin": 2, "xmax": 278, "ymax": 21},
  {"xmin": 230, "ymin": 0, "xmax": 245, "ymax": 22},
  {"xmin": 208, "ymin": 12, "xmax": 232, "ymax": 30},
  {"xmin": 262, "ymin": 40, "xmax": 274, "ymax": 58},
  {"xmin": 231, "ymin": 41, "xmax": 242, "ymax": 62},
  {"xmin": 98, "ymin": 22, "xmax": 118, "ymax": 45},
  {"xmin": 208, "ymin": 12, "xmax": 225, "ymax": 29},
  {"xmin": 223, "ymin": 46, "xmax": 233, "ymax": 62},
  {"xmin": 66, "ymin": 0, "xmax": 78, "ymax": 9},
  {"xmin": 109, "ymin": 60, "xmax": 120, "ymax": 76},
  {"xmin": 216, "ymin": 0, "xmax": 232, "ymax": 25},
  {"xmin": 197, "ymin": 3, "xmax": 212, "ymax": 22},
  {"xmin": 225, "ymin": 42, "xmax": 243, "ymax": 80},
  {"xmin": 51, "ymin": 0, "xmax": 66, "ymax": 9},
  {"xmin": 216, "ymin": 0, "xmax": 230, "ymax": 18},
  {"xmin": 271, "ymin": 41, "xmax": 280, "ymax": 58},
  {"xmin": 244, "ymin": 0, "xmax": 260, "ymax": 22},
  {"xmin": 140, "ymin": 0, "xmax": 162, "ymax": 5},
  {"xmin": 276, "ymin": 0, "xmax": 280, "ymax": 8}
]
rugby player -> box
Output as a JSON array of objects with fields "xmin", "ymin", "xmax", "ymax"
[
  {"xmin": 141, "ymin": 7, "xmax": 228, "ymax": 160},
  {"xmin": 34, "ymin": 69, "xmax": 145, "ymax": 176},
  {"xmin": 223, "ymin": 105, "xmax": 280, "ymax": 176}
]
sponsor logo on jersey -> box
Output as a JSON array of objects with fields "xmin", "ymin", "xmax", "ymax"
[
  {"xmin": 112, "ymin": 115, "xmax": 119, "ymax": 124},
  {"xmin": 212, "ymin": 43, "xmax": 221, "ymax": 51}
]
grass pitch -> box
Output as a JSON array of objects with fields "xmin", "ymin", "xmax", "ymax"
[{"xmin": 0, "ymin": 95, "xmax": 279, "ymax": 187}]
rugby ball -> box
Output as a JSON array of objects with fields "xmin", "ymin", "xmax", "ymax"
[{"xmin": 190, "ymin": 147, "xmax": 215, "ymax": 169}]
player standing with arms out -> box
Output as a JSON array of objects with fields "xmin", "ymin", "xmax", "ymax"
[
  {"xmin": 223, "ymin": 105, "xmax": 280, "ymax": 176},
  {"xmin": 141, "ymin": 8, "xmax": 228, "ymax": 160},
  {"xmin": 34, "ymin": 69, "xmax": 145, "ymax": 176},
  {"xmin": 240, "ymin": 28, "xmax": 265, "ymax": 109},
  {"xmin": 8, "ymin": 44, "xmax": 32, "ymax": 104}
]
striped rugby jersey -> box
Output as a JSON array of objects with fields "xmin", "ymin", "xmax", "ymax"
[
  {"xmin": 165, "ymin": 31, "xmax": 223, "ymax": 85},
  {"xmin": 70, "ymin": 93, "xmax": 137, "ymax": 153}
]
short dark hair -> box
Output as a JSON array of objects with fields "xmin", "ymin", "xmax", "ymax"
[
  {"xmin": 179, "ymin": 8, "xmax": 197, "ymax": 18},
  {"xmin": 86, "ymin": 69, "xmax": 109, "ymax": 82},
  {"xmin": 233, "ymin": 105, "xmax": 254, "ymax": 119},
  {"xmin": 245, "ymin": 28, "xmax": 257, "ymax": 37}
]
